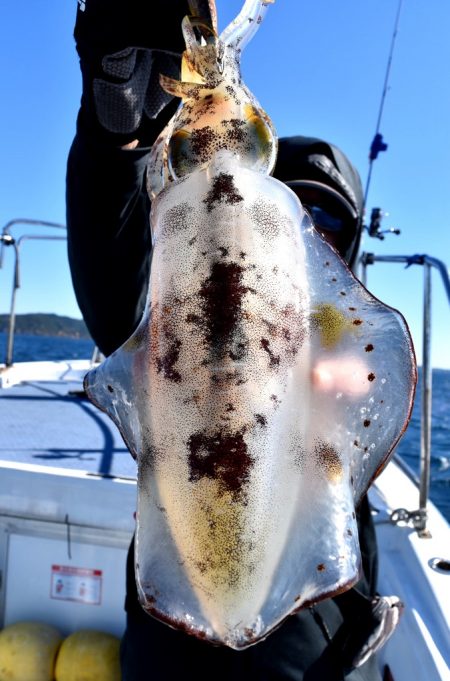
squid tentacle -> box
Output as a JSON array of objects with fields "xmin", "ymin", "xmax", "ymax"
[{"xmin": 219, "ymin": 0, "xmax": 274, "ymax": 53}]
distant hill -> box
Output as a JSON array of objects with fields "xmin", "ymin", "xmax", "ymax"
[{"xmin": 0, "ymin": 313, "xmax": 90, "ymax": 339}]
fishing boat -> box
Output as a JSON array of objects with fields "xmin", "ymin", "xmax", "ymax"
[
  {"xmin": 1, "ymin": 0, "xmax": 449, "ymax": 673},
  {"xmin": 0, "ymin": 218, "xmax": 449, "ymax": 680}
]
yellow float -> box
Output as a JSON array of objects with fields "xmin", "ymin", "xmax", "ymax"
[
  {"xmin": 54, "ymin": 629, "xmax": 121, "ymax": 681},
  {"xmin": 0, "ymin": 621, "xmax": 62, "ymax": 681}
]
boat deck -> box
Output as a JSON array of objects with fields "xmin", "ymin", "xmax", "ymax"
[
  {"xmin": 0, "ymin": 360, "xmax": 135, "ymax": 480},
  {"xmin": 0, "ymin": 360, "xmax": 136, "ymax": 636}
]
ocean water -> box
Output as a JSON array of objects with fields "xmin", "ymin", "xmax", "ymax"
[
  {"xmin": 0, "ymin": 331, "xmax": 95, "ymax": 363},
  {"xmin": 1, "ymin": 332, "xmax": 449, "ymax": 523},
  {"xmin": 396, "ymin": 367, "xmax": 450, "ymax": 523}
]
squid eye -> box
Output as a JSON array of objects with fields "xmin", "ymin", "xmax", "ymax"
[
  {"xmin": 168, "ymin": 129, "xmax": 192, "ymax": 179},
  {"xmin": 244, "ymin": 114, "xmax": 273, "ymax": 167},
  {"xmin": 241, "ymin": 103, "xmax": 276, "ymax": 171}
]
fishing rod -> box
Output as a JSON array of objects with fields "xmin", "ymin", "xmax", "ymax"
[{"xmin": 364, "ymin": 0, "xmax": 404, "ymax": 240}]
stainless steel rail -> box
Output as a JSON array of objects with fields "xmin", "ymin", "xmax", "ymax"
[
  {"xmin": 0, "ymin": 220, "xmax": 67, "ymax": 366},
  {"xmin": 360, "ymin": 252, "xmax": 450, "ymax": 534},
  {"xmin": 0, "ymin": 218, "xmax": 66, "ymax": 268}
]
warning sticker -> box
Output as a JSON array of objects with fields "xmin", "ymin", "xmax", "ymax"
[{"xmin": 50, "ymin": 565, "xmax": 102, "ymax": 606}]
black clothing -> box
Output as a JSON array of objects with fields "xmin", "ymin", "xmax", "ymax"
[
  {"xmin": 66, "ymin": 108, "xmax": 174, "ymax": 357},
  {"xmin": 67, "ymin": 0, "xmax": 186, "ymax": 354},
  {"xmin": 274, "ymin": 137, "xmax": 364, "ymax": 268},
  {"xmin": 274, "ymin": 137, "xmax": 364, "ymax": 219},
  {"xmin": 73, "ymin": 0, "xmax": 187, "ymax": 146}
]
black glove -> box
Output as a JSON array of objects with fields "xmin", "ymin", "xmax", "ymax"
[{"xmin": 74, "ymin": 0, "xmax": 190, "ymax": 146}]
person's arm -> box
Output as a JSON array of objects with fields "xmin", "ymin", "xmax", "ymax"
[
  {"xmin": 66, "ymin": 129, "xmax": 154, "ymax": 356},
  {"xmin": 66, "ymin": 0, "xmax": 188, "ymax": 355}
]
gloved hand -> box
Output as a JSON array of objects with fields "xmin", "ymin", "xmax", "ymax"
[{"xmin": 74, "ymin": 0, "xmax": 190, "ymax": 146}]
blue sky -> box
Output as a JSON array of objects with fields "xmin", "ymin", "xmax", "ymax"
[{"xmin": 1, "ymin": 0, "xmax": 449, "ymax": 368}]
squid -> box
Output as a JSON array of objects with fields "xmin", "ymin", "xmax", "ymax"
[{"xmin": 85, "ymin": 0, "xmax": 416, "ymax": 650}]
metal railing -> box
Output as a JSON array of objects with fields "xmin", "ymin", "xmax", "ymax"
[
  {"xmin": 360, "ymin": 252, "xmax": 450, "ymax": 534},
  {"xmin": 0, "ymin": 219, "xmax": 67, "ymax": 366}
]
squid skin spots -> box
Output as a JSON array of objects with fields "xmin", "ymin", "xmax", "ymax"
[
  {"xmin": 270, "ymin": 394, "xmax": 281, "ymax": 409},
  {"xmin": 199, "ymin": 262, "xmax": 249, "ymax": 348},
  {"xmin": 223, "ymin": 118, "xmax": 247, "ymax": 145},
  {"xmin": 187, "ymin": 430, "xmax": 253, "ymax": 497},
  {"xmin": 260, "ymin": 337, "xmax": 280, "ymax": 368},
  {"xmin": 191, "ymin": 126, "xmax": 216, "ymax": 163},
  {"xmin": 160, "ymin": 202, "xmax": 192, "ymax": 237},
  {"xmin": 229, "ymin": 340, "xmax": 249, "ymax": 361},
  {"xmin": 203, "ymin": 172, "xmax": 244, "ymax": 212},
  {"xmin": 156, "ymin": 336, "xmax": 182, "ymax": 383},
  {"xmin": 248, "ymin": 198, "xmax": 282, "ymax": 240},
  {"xmin": 314, "ymin": 442, "xmax": 343, "ymax": 482}
]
